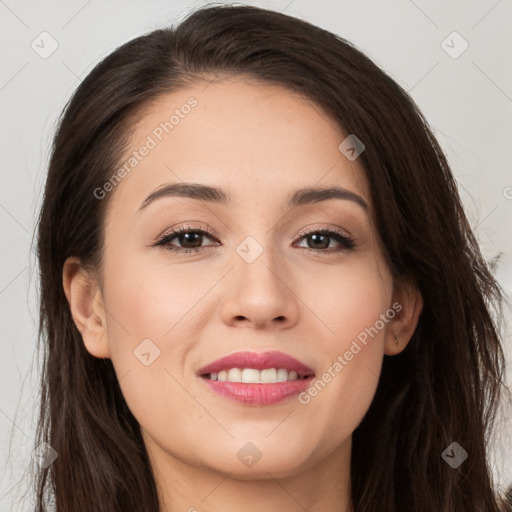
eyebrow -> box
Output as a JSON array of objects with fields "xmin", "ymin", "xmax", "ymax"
[{"xmin": 137, "ymin": 182, "xmax": 369, "ymax": 213}]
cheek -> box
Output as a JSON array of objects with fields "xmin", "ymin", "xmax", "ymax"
[
  {"xmin": 299, "ymin": 251, "xmax": 392, "ymax": 340},
  {"xmin": 100, "ymin": 250, "xmax": 207, "ymax": 417},
  {"xmin": 296, "ymin": 253, "xmax": 391, "ymax": 434},
  {"xmin": 102, "ymin": 246, "xmax": 216, "ymax": 346}
]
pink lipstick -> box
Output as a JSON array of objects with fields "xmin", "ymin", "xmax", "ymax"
[{"xmin": 197, "ymin": 350, "xmax": 315, "ymax": 406}]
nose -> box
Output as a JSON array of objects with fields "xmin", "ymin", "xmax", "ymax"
[{"xmin": 219, "ymin": 245, "xmax": 299, "ymax": 330}]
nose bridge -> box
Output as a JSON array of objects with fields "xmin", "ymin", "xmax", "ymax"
[
  {"xmin": 234, "ymin": 232, "xmax": 288, "ymax": 300},
  {"xmin": 219, "ymin": 232, "xmax": 299, "ymax": 328}
]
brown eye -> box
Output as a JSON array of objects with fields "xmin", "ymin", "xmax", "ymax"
[
  {"xmin": 155, "ymin": 226, "xmax": 219, "ymax": 254},
  {"xmin": 295, "ymin": 229, "xmax": 357, "ymax": 252},
  {"xmin": 173, "ymin": 231, "xmax": 205, "ymax": 249}
]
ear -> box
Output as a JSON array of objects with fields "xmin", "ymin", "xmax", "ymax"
[
  {"xmin": 62, "ymin": 256, "xmax": 111, "ymax": 359},
  {"xmin": 384, "ymin": 275, "xmax": 423, "ymax": 356}
]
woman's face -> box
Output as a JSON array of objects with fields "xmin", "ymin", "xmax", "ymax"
[{"xmin": 85, "ymin": 77, "xmax": 402, "ymax": 479}]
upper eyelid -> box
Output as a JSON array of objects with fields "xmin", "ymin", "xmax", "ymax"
[
  {"xmin": 159, "ymin": 225, "xmax": 347, "ymax": 238},
  {"xmin": 164, "ymin": 225, "xmax": 216, "ymax": 238},
  {"xmin": 295, "ymin": 224, "xmax": 352, "ymax": 239},
  {"xmin": 158, "ymin": 221, "xmax": 353, "ymax": 238}
]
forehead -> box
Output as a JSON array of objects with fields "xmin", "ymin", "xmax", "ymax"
[{"xmin": 108, "ymin": 77, "xmax": 371, "ymax": 216}]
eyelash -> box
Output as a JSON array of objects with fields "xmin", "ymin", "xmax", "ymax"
[{"xmin": 153, "ymin": 224, "xmax": 358, "ymax": 255}]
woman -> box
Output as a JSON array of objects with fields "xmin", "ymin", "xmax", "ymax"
[{"xmin": 33, "ymin": 4, "xmax": 511, "ymax": 511}]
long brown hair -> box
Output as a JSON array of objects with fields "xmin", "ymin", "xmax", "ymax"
[{"xmin": 32, "ymin": 4, "xmax": 511, "ymax": 511}]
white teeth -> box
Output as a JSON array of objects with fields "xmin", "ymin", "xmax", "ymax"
[
  {"xmin": 241, "ymin": 368, "xmax": 260, "ymax": 383},
  {"xmin": 260, "ymin": 368, "xmax": 277, "ymax": 383},
  {"xmin": 228, "ymin": 368, "xmax": 242, "ymax": 382},
  {"xmin": 209, "ymin": 368, "xmax": 304, "ymax": 383},
  {"xmin": 277, "ymin": 368, "xmax": 288, "ymax": 382}
]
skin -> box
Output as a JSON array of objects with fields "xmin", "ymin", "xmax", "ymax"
[{"xmin": 63, "ymin": 76, "xmax": 423, "ymax": 512}]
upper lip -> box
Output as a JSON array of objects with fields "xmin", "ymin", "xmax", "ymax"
[{"xmin": 197, "ymin": 350, "xmax": 315, "ymax": 377}]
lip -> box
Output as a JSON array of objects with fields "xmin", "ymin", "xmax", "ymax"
[
  {"xmin": 197, "ymin": 350, "xmax": 315, "ymax": 377},
  {"xmin": 197, "ymin": 350, "xmax": 315, "ymax": 406},
  {"xmin": 200, "ymin": 379, "xmax": 314, "ymax": 405}
]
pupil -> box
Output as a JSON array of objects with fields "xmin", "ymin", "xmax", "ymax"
[
  {"xmin": 180, "ymin": 232, "xmax": 202, "ymax": 248},
  {"xmin": 309, "ymin": 233, "xmax": 328, "ymax": 249}
]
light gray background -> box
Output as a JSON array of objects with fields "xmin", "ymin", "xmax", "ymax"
[{"xmin": 1, "ymin": 1, "xmax": 511, "ymax": 510}]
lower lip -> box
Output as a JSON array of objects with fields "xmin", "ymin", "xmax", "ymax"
[{"xmin": 200, "ymin": 376, "xmax": 314, "ymax": 405}]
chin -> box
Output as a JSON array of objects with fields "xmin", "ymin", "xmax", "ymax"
[{"xmin": 197, "ymin": 441, "xmax": 317, "ymax": 480}]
